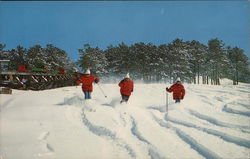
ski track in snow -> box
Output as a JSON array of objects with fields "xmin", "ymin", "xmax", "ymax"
[
  {"xmin": 215, "ymin": 96, "xmax": 250, "ymax": 117},
  {"xmin": 74, "ymin": 84, "xmax": 249, "ymax": 159},
  {"xmin": 79, "ymin": 98, "xmax": 167, "ymax": 159},
  {"xmin": 0, "ymin": 92, "xmax": 25, "ymax": 110},
  {"xmin": 1, "ymin": 83, "xmax": 250, "ymax": 159},
  {"xmin": 147, "ymin": 106, "xmax": 166, "ymax": 113},
  {"xmin": 151, "ymin": 114, "xmax": 223, "ymax": 159},
  {"xmin": 188, "ymin": 86, "xmax": 244, "ymax": 108},
  {"xmin": 164, "ymin": 115, "xmax": 250, "ymax": 149},
  {"xmin": 188, "ymin": 109, "xmax": 250, "ymax": 130},
  {"xmin": 222, "ymin": 105, "xmax": 250, "ymax": 117},
  {"xmin": 130, "ymin": 116, "xmax": 151, "ymax": 145},
  {"xmin": 149, "ymin": 104, "xmax": 250, "ymax": 149},
  {"xmin": 147, "ymin": 84, "xmax": 250, "ymax": 158},
  {"xmin": 237, "ymin": 103, "xmax": 250, "ymax": 109},
  {"xmin": 1, "ymin": 98, "xmax": 13, "ymax": 109},
  {"xmin": 80, "ymin": 103, "xmax": 166, "ymax": 159},
  {"xmin": 119, "ymin": 111, "xmax": 127, "ymax": 127},
  {"xmin": 80, "ymin": 108, "xmax": 137, "ymax": 158},
  {"xmin": 38, "ymin": 131, "xmax": 50, "ymax": 140},
  {"xmin": 37, "ymin": 131, "xmax": 55, "ymax": 157},
  {"xmin": 46, "ymin": 143, "xmax": 55, "ymax": 152},
  {"xmin": 130, "ymin": 116, "xmax": 166, "ymax": 159}
]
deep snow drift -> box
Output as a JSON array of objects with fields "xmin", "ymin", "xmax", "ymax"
[{"xmin": 0, "ymin": 81, "xmax": 250, "ymax": 159}]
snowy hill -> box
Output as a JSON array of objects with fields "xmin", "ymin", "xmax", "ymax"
[{"xmin": 1, "ymin": 82, "xmax": 250, "ymax": 159}]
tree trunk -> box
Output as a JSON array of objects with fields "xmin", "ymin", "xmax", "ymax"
[
  {"xmin": 202, "ymin": 75, "xmax": 206, "ymax": 84},
  {"xmin": 217, "ymin": 78, "xmax": 220, "ymax": 85},
  {"xmin": 198, "ymin": 73, "xmax": 200, "ymax": 84},
  {"xmin": 197, "ymin": 65, "xmax": 200, "ymax": 84},
  {"xmin": 236, "ymin": 66, "xmax": 239, "ymax": 85},
  {"xmin": 233, "ymin": 80, "xmax": 236, "ymax": 85}
]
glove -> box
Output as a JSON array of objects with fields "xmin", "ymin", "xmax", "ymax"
[
  {"xmin": 94, "ymin": 79, "xmax": 99, "ymax": 83},
  {"xmin": 181, "ymin": 96, "xmax": 184, "ymax": 100},
  {"xmin": 75, "ymin": 80, "xmax": 80, "ymax": 85},
  {"xmin": 166, "ymin": 87, "xmax": 169, "ymax": 91}
]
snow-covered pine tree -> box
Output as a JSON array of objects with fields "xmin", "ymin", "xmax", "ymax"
[
  {"xmin": 26, "ymin": 45, "xmax": 45, "ymax": 69},
  {"xmin": 105, "ymin": 43, "xmax": 135, "ymax": 79},
  {"xmin": 115, "ymin": 42, "xmax": 131, "ymax": 75},
  {"xmin": 8, "ymin": 45, "xmax": 27, "ymax": 70},
  {"xmin": 25, "ymin": 44, "xmax": 74, "ymax": 72},
  {"xmin": 145, "ymin": 43, "xmax": 159, "ymax": 82},
  {"xmin": 187, "ymin": 40, "xmax": 208, "ymax": 84},
  {"xmin": 226, "ymin": 46, "xmax": 250, "ymax": 84},
  {"xmin": 208, "ymin": 38, "xmax": 229, "ymax": 85},
  {"xmin": 47, "ymin": 45, "xmax": 74, "ymax": 72},
  {"xmin": 167, "ymin": 39, "xmax": 191, "ymax": 83},
  {"xmin": 78, "ymin": 44, "xmax": 108, "ymax": 76},
  {"xmin": 158, "ymin": 44, "xmax": 171, "ymax": 82},
  {"xmin": 105, "ymin": 45, "xmax": 120, "ymax": 75},
  {"xmin": 130, "ymin": 42, "xmax": 148, "ymax": 80},
  {"xmin": 0, "ymin": 44, "xmax": 9, "ymax": 61}
]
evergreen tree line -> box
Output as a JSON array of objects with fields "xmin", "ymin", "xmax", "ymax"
[
  {"xmin": 1, "ymin": 38, "xmax": 249, "ymax": 85},
  {"xmin": 78, "ymin": 38, "xmax": 250, "ymax": 85},
  {"xmin": 0, "ymin": 44, "xmax": 76, "ymax": 72}
]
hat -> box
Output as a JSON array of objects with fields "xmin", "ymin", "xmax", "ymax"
[
  {"xmin": 85, "ymin": 69, "xmax": 90, "ymax": 74},
  {"xmin": 125, "ymin": 73, "xmax": 130, "ymax": 78},
  {"xmin": 176, "ymin": 77, "xmax": 181, "ymax": 82}
]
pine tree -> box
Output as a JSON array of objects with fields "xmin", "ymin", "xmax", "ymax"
[
  {"xmin": 8, "ymin": 45, "xmax": 27, "ymax": 70},
  {"xmin": 116, "ymin": 42, "xmax": 131, "ymax": 75},
  {"xmin": 158, "ymin": 44, "xmax": 171, "ymax": 82},
  {"xmin": 227, "ymin": 47, "xmax": 250, "ymax": 84},
  {"xmin": 187, "ymin": 40, "xmax": 208, "ymax": 84},
  {"xmin": 25, "ymin": 44, "xmax": 74, "ymax": 72},
  {"xmin": 75, "ymin": 40, "xmax": 249, "ymax": 84},
  {"xmin": 207, "ymin": 38, "xmax": 229, "ymax": 85},
  {"xmin": 26, "ymin": 45, "xmax": 44, "ymax": 69},
  {"xmin": 0, "ymin": 44, "xmax": 8, "ymax": 60},
  {"xmin": 105, "ymin": 45, "xmax": 120, "ymax": 75},
  {"xmin": 168, "ymin": 39, "xmax": 191, "ymax": 83},
  {"xmin": 130, "ymin": 42, "xmax": 157, "ymax": 81},
  {"xmin": 78, "ymin": 44, "xmax": 108, "ymax": 76}
]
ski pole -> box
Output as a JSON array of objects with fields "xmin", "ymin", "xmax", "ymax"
[
  {"xmin": 97, "ymin": 83, "xmax": 107, "ymax": 98},
  {"xmin": 166, "ymin": 91, "xmax": 168, "ymax": 114}
]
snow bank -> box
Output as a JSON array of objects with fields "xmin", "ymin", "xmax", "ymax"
[{"xmin": 0, "ymin": 83, "xmax": 249, "ymax": 159}]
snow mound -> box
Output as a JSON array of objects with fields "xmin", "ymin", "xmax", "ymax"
[{"xmin": 1, "ymin": 83, "xmax": 250, "ymax": 159}]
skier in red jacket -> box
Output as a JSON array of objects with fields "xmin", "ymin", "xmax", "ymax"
[
  {"xmin": 76, "ymin": 69, "xmax": 99, "ymax": 99},
  {"xmin": 119, "ymin": 73, "xmax": 134, "ymax": 103},
  {"xmin": 166, "ymin": 77, "xmax": 185, "ymax": 103}
]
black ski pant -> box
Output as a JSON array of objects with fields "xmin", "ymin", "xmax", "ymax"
[
  {"xmin": 121, "ymin": 94, "xmax": 130, "ymax": 103},
  {"xmin": 175, "ymin": 98, "xmax": 181, "ymax": 103}
]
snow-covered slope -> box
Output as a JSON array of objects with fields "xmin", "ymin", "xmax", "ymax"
[{"xmin": 1, "ymin": 82, "xmax": 250, "ymax": 159}]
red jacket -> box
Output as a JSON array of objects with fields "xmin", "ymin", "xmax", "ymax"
[
  {"xmin": 76, "ymin": 74, "xmax": 99, "ymax": 92},
  {"xmin": 58, "ymin": 68, "xmax": 66, "ymax": 74},
  {"xmin": 17, "ymin": 65, "xmax": 29, "ymax": 72},
  {"xmin": 119, "ymin": 78, "xmax": 134, "ymax": 96},
  {"xmin": 167, "ymin": 83, "xmax": 185, "ymax": 99}
]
